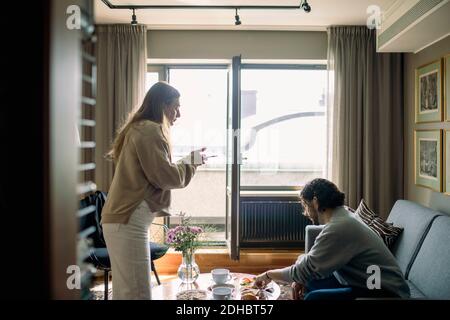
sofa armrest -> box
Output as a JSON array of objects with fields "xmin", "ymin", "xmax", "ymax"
[{"xmin": 305, "ymin": 225, "xmax": 325, "ymax": 253}]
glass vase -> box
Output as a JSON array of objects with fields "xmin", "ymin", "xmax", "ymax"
[{"xmin": 177, "ymin": 249, "xmax": 200, "ymax": 284}]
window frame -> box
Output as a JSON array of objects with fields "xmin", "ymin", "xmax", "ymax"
[{"xmin": 147, "ymin": 62, "xmax": 327, "ymax": 193}]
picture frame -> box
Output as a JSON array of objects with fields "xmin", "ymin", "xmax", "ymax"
[
  {"xmin": 444, "ymin": 54, "xmax": 450, "ymax": 122},
  {"xmin": 445, "ymin": 130, "xmax": 450, "ymax": 195},
  {"xmin": 414, "ymin": 130, "xmax": 442, "ymax": 192},
  {"xmin": 415, "ymin": 60, "xmax": 443, "ymax": 123}
]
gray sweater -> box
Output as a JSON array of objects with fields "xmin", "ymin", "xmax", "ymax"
[{"xmin": 281, "ymin": 206, "xmax": 410, "ymax": 298}]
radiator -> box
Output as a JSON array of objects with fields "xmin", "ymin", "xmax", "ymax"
[{"xmin": 239, "ymin": 200, "xmax": 311, "ymax": 248}]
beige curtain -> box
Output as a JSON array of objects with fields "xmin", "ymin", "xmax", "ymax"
[
  {"xmin": 95, "ymin": 25, "xmax": 148, "ymax": 191},
  {"xmin": 327, "ymin": 26, "xmax": 403, "ymax": 219}
]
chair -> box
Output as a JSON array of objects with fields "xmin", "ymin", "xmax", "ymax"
[{"xmin": 79, "ymin": 191, "xmax": 169, "ymax": 300}]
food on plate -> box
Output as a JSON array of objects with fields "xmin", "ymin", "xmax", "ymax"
[
  {"xmin": 241, "ymin": 293, "xmax": 258, "ymax": 300},
  {"xmin": 240, "ymin": 288, "xmax": 259, "ymax": 295},
  {"xmin": 238, "ymin": 275, "xmax": 276, "ymax": 300},
  {"xmin": 239, "ymin": 286, "xmax": 266, "ymax": 300},
  {"xmin": 240, "ymin": 277, "xmax": 256, "ymax": 287},
  {"xmin": 257, "ymin": 290, "xmax": 268, "ymax": 300},
  {"xmin": 176, "ymin": 289, "xmax": 208, "ymax": 300}
]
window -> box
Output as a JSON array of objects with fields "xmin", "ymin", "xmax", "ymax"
[
  {"xmin": 159, "ymin": 64, "xmax": 327, "ymax": 244},
  {"xmin": 145, "ymin": 72, "xmax": 159, "ymax": 91},
  {"xmin": 168, "ymin": 67, "xmax": 228, "ymax": 243},
  {"xmin": 240, "ymin": 67, "xmax": 327, "ymax": 188}
]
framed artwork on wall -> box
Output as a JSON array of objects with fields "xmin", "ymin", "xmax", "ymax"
[
  {"xmin": 445, "ymin": 54, "xmax": 450, "ymax": 122},
  {"xmin": 415, "ymin": 130, "xmax": 442, "ymax": 192},
  {"xmin": 445, "ymin": 130, "xmax": 450, "ymax": 195},
  {"xmin": 415, "ymin": 60, "xmax": 443, "ymax": 123}
]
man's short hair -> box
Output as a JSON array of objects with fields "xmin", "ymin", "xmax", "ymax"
[{"xmin": 300, "ymin": 178, "xmax": 345, "ymax": 212}]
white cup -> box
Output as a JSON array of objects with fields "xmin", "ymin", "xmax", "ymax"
[
  {"xmin": 211, "ymin": 268, "xmax": 231, "ymax": 284},
  {"xmin": 212, "ymin": 286, "xmax": 233, "ymax": 300}
]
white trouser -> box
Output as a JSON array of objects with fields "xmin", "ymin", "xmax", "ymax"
[{"xmin": 102, "ymin": 201, "xmax": 156, "ymax": 300}]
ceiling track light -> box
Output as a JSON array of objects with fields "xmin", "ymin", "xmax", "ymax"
[
  {"xmin": 100, "ymin": 1, "xmax": 313, "ymax": 26},
  {"xmin": 300, "ymin": 0, "xmax": 311, "ymax": 13},
  {"xmin": 235, "ymin": 8, "xmax": 242, "ymax": 26},
  {"xmin": 131, "ymin": 8, "xmax": 138, "ymax": 25}
]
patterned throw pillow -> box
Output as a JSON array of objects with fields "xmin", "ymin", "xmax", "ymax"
[{"xmin": 354, "ymin": 199, "xmax": 403, "ymax": 249}]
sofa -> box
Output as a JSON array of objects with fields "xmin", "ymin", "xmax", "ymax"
[{"xmin": 305, "ymin": 200, "xmax": 450, "ymax": 299}]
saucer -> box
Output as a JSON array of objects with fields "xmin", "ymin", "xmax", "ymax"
[{"xmin": 207, "ymin": 283, "xmax": 236, "ymax": 293}]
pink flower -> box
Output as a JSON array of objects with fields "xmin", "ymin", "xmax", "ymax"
[
  {"xmin": 174, "ymin": 226, "xmax": 185, "ymax": 233},
  {"xmin": 190, "ymin": 227, "xmax": 203, "ymax": 234}
]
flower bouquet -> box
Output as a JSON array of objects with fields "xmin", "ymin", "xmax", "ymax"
[{"xmin": 166, "ymin": 213, "xmax": 203, "ymax": 283}]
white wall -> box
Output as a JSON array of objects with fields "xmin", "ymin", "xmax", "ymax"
[{"xmin": 147, "ymin": 30, "xmax": 327, "ymax": 60}]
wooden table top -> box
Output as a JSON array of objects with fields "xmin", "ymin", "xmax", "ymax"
[{"xmin": 152, "ymin": 273, "xmax": 280, "ymax": 300}]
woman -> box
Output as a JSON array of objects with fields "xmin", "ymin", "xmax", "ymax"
[{"xmin": 101, "ymin": 81, "xmax": 206, "ymax": 300}]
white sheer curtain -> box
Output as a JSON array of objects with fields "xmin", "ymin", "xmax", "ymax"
[{"xmin": 95, "ymin": 25, "xmax": 148, "ymax": 191}]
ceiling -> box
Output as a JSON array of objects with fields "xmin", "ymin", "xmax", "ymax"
[{"xmin": 94, "ymin": 0, "xmax": 395, "ymax": 31}]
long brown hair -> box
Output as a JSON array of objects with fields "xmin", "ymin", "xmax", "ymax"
[{"xmin": 107, "ymin": 81, "xmax": 180, "ymax": 162}]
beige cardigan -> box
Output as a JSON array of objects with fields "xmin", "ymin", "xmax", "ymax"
[{"xmin": 101, "ymin": 120, "xmax": 197, "ymax": 224}]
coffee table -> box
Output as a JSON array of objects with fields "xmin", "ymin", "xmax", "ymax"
[{"xmin": 152, "ymin": 273, "xmax": 280, "ymax": 300}]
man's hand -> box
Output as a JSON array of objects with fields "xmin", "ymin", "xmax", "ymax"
[{"xmin": 254, "ymin": 272, "xmax": 272, "ymax": 289}]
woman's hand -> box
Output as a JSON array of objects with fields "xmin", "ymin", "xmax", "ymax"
[
  {"xmin": 180, "ymin": 147, "xmax": 207, "ymax": 166},
  {"xmin": 191, "ymin": 147, "xmax": 207, "ymax": 166},
  {"xmin": 181, "ymin": 147, "xmax": 207, "ymax": 166}
]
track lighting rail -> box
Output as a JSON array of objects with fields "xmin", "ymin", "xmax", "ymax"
[
  {"xmin": 101, "ymin": 0, "xmax": 308, "ymax": 11},
  {"xmin": 100, "ymin": 1, "xmax": 312, "ymax": 25}
]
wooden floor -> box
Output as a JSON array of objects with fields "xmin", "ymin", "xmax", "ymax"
[{"xmin": 154, "ymin": 248, "xmax": 303, "ymax": 275}]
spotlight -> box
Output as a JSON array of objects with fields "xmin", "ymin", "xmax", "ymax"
[
  {"xmin": 301, "ymin": 0, "xmax": 311, "ymax": 13},
  {"xmin": 131, "ymin": 8, "xmax": 138, "ymax": 25},
  {"xmin": 235, "ymin": 8, "xmax": 242, "ymax": 25}
]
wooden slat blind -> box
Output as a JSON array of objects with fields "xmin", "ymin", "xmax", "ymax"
[
  {"xmin": 79, "ymin": 35, "xmax": 97, "ymax": 192},
  {"xmin": 77, "ymin": 5, "xmax": 97, "ymax": 299}
]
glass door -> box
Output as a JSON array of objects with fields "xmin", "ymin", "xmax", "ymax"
[
  {"xmin": 226, "ymin": 56, "xmax": 241, "ymax": 260},
  {"xmin": 167, "ymin": 66, "xmax": 228, "ymax": 244}
]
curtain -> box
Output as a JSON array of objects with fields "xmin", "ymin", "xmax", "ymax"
[
  {"xmin": 95, "ymin": 25, "xmax": 148, "ymax": 191},
  {"xmin": 326, "ymin": 26, "xmax": 403, "ymax": 219}
]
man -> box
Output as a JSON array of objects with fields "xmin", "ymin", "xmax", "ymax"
[{"xmin": 254, "ymin": 178, "xmax": 410, "ymax": 300}]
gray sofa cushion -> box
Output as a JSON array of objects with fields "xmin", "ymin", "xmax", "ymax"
[
  {"xmin": 386, "ymin": 200, "xmax": 440, "ymax": 277},
  {"xmin": 407, "ymin": 216, "xmax": 450, "ymax": 299}
]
